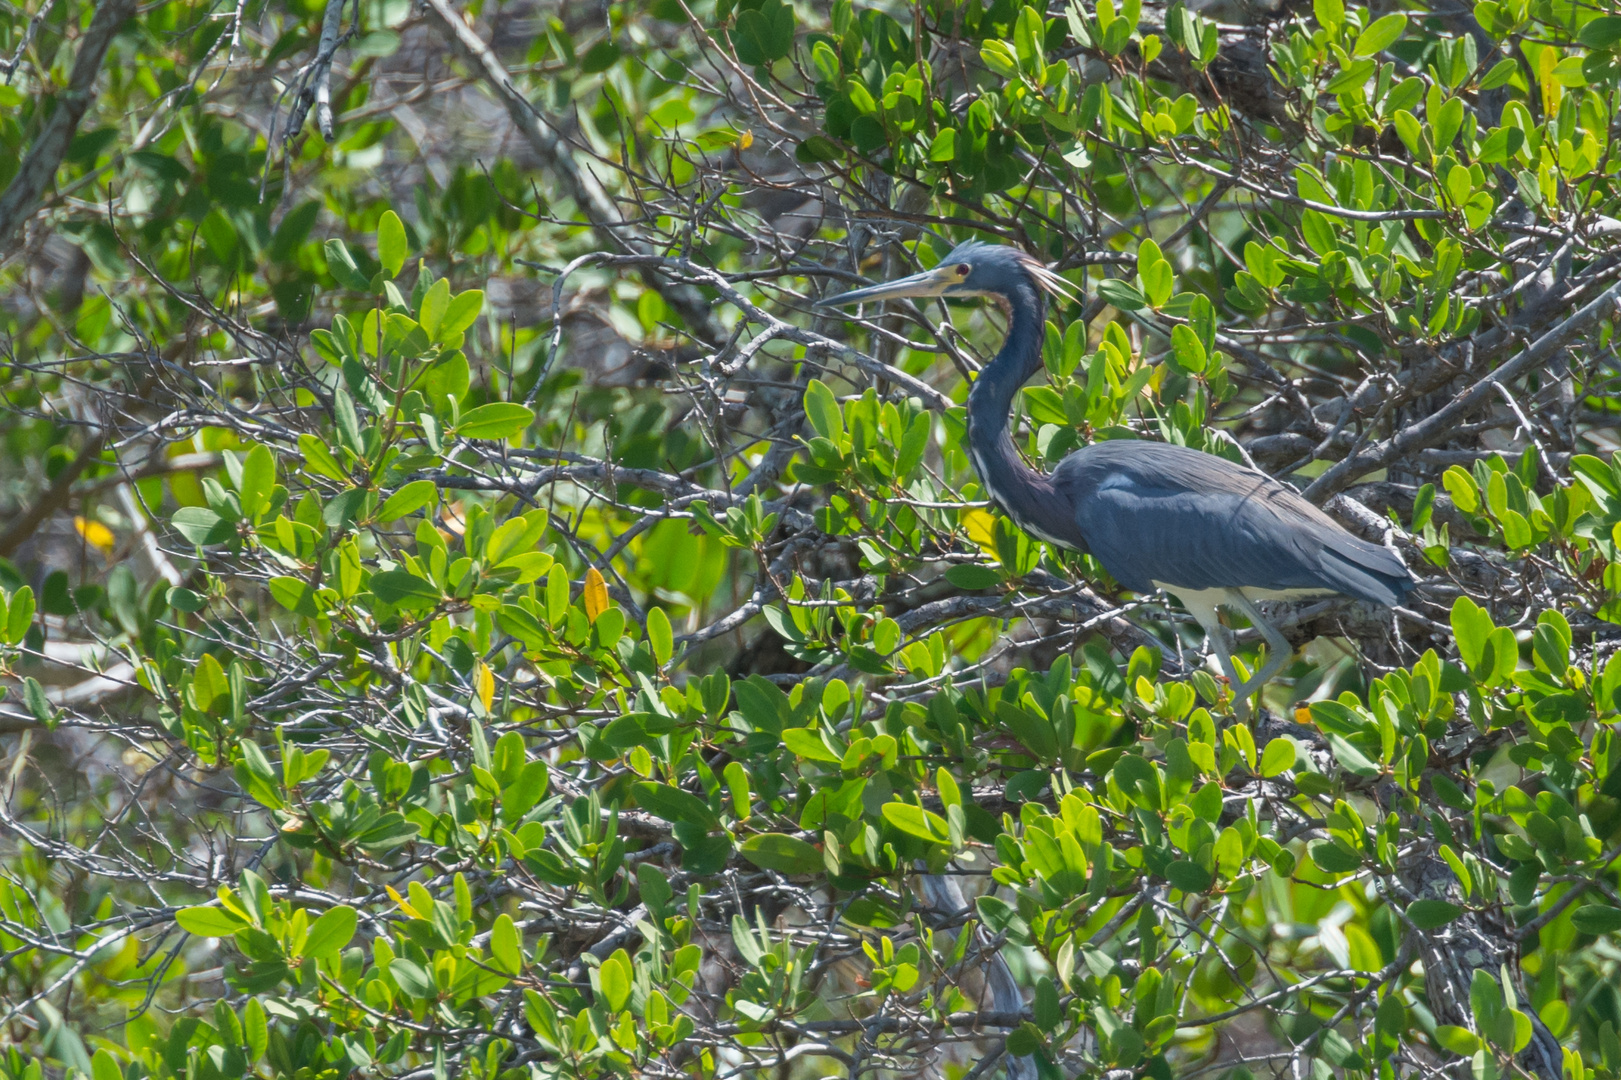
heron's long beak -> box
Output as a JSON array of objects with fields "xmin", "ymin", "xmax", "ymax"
[{"xmin": 815, "ymin": 265, "xmax": 957, "ymax": 307}]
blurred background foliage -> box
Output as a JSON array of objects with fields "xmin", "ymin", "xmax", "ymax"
[{"xmin": 7, "ymin": 0, "xmax": 1621, "ymax": 1077}]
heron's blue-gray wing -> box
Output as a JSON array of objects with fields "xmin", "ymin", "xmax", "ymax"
[{"xmin": 1052, "ymin": 442, "xmax": 1412, "ymax": 605}]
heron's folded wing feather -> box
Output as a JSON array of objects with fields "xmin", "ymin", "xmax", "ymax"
[
  {"xmin": 1069, "ymin": 481, "xmax": 1328, "ymax": 594},
  {"xmin": 1316, "ymin": 542, "xmax": 1413, "ymax": 606},
  {"xmin": 1050, "ymin": 440, "xmax": 1414, "ymax": 603}
]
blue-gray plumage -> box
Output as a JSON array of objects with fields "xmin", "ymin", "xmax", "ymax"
[{"xmin": 820, "ymin": 240, "xmax": 1416, "ymax": 714}]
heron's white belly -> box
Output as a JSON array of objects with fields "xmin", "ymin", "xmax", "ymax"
[{"xmin": 1238, "ymin": 586, "xmax": 1339, "ymax": 603}]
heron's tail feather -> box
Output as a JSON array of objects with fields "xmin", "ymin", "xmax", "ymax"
[{"xmin": 1318, "ymin": 537, "xmax": 1416, "ymax": 607}]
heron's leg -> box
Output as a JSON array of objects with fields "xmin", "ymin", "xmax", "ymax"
[
  {"xmin": 1181, "ymin": 597, "xmax": 1250, "ymax": 718},
  {"xmin": 1224, "ymin": 590, "xmax": 1295, "ymax": 711},
  {"xmin": 1206, "ymin": 620, "xmax": 1253, "ymax": 720}
]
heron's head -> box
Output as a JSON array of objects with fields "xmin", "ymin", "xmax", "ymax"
[{"xmin": 816, "ymin": 241, "xmax": 1076, "ymax": 308}]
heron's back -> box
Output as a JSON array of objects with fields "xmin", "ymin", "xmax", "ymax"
[{"xmin": 1051, "ymin": 441, "xmax": 1414, "ymax": 606}]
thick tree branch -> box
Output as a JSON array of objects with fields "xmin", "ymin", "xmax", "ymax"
[
  {"xmin": 0, "ymin": 0, "xmax": 137, "ymax": 257},
  {"xmin": 1303, "ymin": 278, "xmax": 1621, "ymax": 500}
]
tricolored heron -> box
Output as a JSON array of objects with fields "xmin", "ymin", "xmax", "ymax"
[{"xmin": 820, "ymin": 241, "xmax": 1416, "ymax": 716}]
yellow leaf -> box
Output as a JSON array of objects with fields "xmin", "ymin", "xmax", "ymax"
[
  {"xmin": 961, "ymin": 508, "xmax": 998, "ymax": 555},
  {"xmin": 75, "ymin": 515, "xmax": 115, "ymax": 553},
  {"xmin": 583, "ymin": 566, "xmax": 608, "ymax": 622},
  {"xmin": 475, "ymin": 661, "xmax": 494, "ymax": 712},
  {"xmin": 1538, "ymin": 46, "xmax": 1562, "ymax": 119},
  {"xmin": 386, "ymin": 884, "xmax": 421, "ymax": 919}
]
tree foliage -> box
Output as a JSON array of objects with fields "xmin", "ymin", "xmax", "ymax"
[{"xmin": 7, "ymin": 0, "xmax": 1621, "ymax": 1078}]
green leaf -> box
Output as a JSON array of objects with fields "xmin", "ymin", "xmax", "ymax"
[
  {"xmin": 377, "ymin": 211, "xmax": 407, "ymax": 277},
  {"xmin": 740, "ymin": 833, "xmax": 823, "ymax": 874},
  {"xmin": 1326, "ymin": 733, "xmax": 1381, "ymax": 777},
  {"xmin": 5, "ymin": 585, "xmax": 34, "ymax": 645},
  {"xmin": 1165, "ymin": 860, "xmax": 1213, "ymax": 893},
  {"xmin": 172, "ymin": 507, "xmax": 236, "ymax": 545},
  {"xmin": 91, "ymin": 1049, "xmax": 121, "ymax": 1080},
  {"xmin": 1406, "ymin": 899, "xmax": 1462, "ymax": 928},
  {"xmin": 1579, "ymin": 15, "xmax": 1621, "ymax": 48},
  {"xmin": 997, "ymin": 700, "xmax": 1060, "ymax": 762},
  {"xmin": 1486, "ymin": 625, "xmax": 1519, "ymax": 684},
  {"xmin": 580, "ymin": 39, "xmax": 622, "ymax": 73},
  {"xmin": 1259, "ymin": 737, "xmax": 1296, "ymax": 777},
  {"xmin": 881, "ymin": 802, "xmax": 950, "ymax": 843},
  {"xmin": 1571, "ymin": 904, "xmax": 1621, "ymax": 934},
  {"xmin": 485, "ymin": 510, "xmax": 549, "ymax": 565},
  {"xmin": 1434, "ymin": 1025, "xmax": 1481, "ymax": 1055},
  {"xmin": 243, "ymin": 998, "xmax": 267, "ymax": 1059},
  {"xmin": 298, "ymin": 433, "xmax": 348, "ymax": 481},
  {"xmin": 1376, "ymin": 993, "xmax": 1407, "ymax": 1038},
  {"xmin": 1169, "ymin": 324, "xmax": 1207, "ymax": 373},
  {"xmin": 1096, "ymin": 278, "xmax": 1146, "ymax": 311},
  {"xmin": 1571, "ymin": 454, "xmax": 1620, "ymax": 500},
  {"xmin": 1308, "ymin": 839, "xmax": 1363, "ymax": 873},
  {"xmin": 176, "ymin": 905, "xmax": 250, "ymax": 936},
  {"xmin": 190, "ymin": 653, "xmax": 229, "ymax": 713},
  {"xmin": 637, "ymin": 864, "xmax": 674, "ymax": 917},
  {"xmin": 1392, "ymin": 109, "xmax": 1424, "ymax": 157},
  {"xmin": 323, "ymin": 488, "xmax": 368, "ymax": 530},
  {"xmin": 1411, "ymin": 482, "xmax": 1436, "ymax": 531},
  {"xmin": 598, "ymin": 951, "xmax": 632, "ymax": 1012},
  {"xmin": 23, "ymin": 677, "xmax": 55, "ymax": 727},
  {"xmin": 437, "ymin": 289, "xmax": 484, "ymax": 342},
  {"xmin": 1014, "ymin": 5, "xmax": 1044, "ymax": 67},
  {"xmin": 1477, "ymin": 127, "xmax": 1525, "ymax": 166},
  {"xmin": 804, "ymin": 379, "xmax": 843, "ymax": 442},
  {"xmin": 731, "ymin": 0, "xmax": 794, "ymax": 64},
  {"xmin": 269, "ymin": 576, "xmax": 320, "ymax": 617},
  {"xmin": 200, "ymin": 209, "xmax": 238, "ymax": 264},
  {"xmin": 1450, "ymin": 596, "xmax": 1492, "ymax": 673},
  {"xmin": 796, "ymin": 135, "xmax": 842, "ymax": 163},
  {"xmin": 491, "ymin": 913, "xmax": 522, "ymax": 973},
  {"xmin": 1138, "ymin": 239, "xmax": 1173, "ymax": 307},
  {"xmin": 369, "ymin": 570, "xmax": 442, "ymax": 607},
  {"xmin": 1352, "ymin": 13, "xmax": 1405, "ymax": 56},
  {"xmin": 945, "ymin": 564, "xmax": 1002, "ymax": 590},
  {"xmin": 723, "ymin": 761, "xmax": 751, "ymax": 818},
  {"xmin": 418, "ymin": 278, "xmax": 451, "ymax": 337},
  {"xmin": 1478, "ymin": 58, "xmax": 1517, "ymax": 91},
  {"xmin": 333, "ymin": 388, "xmax": 364, "ymax": 453},
  {"xmin": 390, "ymin": 957, "xmax": 433, "ymax": 997},
  {"xmin": 378, "ymin": 480, "xmax": 439, "ymax": 522},
  {"xmin": 303, "ymin": 905, "xmax": 357, "ymax": 958},
  {"xmin": 980, "ymin": 38, "xmax": 1020, "ymax": 76},
  {"xmin": 456, "ymin": 402, "xmax": 534, "ymax": 440},
  {"xmin": 634, "ymin": 781, "xmax": 720, "ymax": 829},
  {"xmin": 1006, "ymin": 1023, "xmax": 1044, "ymax": 1056},
  {"xmin": 238, "ymin": 444, "xmax": 276, "ymax": 518},
  {"xmin": 324, "ymin": 238, "xmax": 371, "ymax": 290},
  {"xmin": 783, "ymin": 727, "xmax": 841, "ymax": 762},
  {"xmin": 647, "ymin": 606, "xmax": 673, "ymax": 666}
]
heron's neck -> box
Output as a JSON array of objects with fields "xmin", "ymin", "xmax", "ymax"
[{"xmin": 965, "ymin": 281, "xmax": 1075, "ymax": 547}]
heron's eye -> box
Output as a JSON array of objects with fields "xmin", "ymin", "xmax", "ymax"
[{"xmin": 955, "ymin": 264, "xmax": 970, "ymax": 277}]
